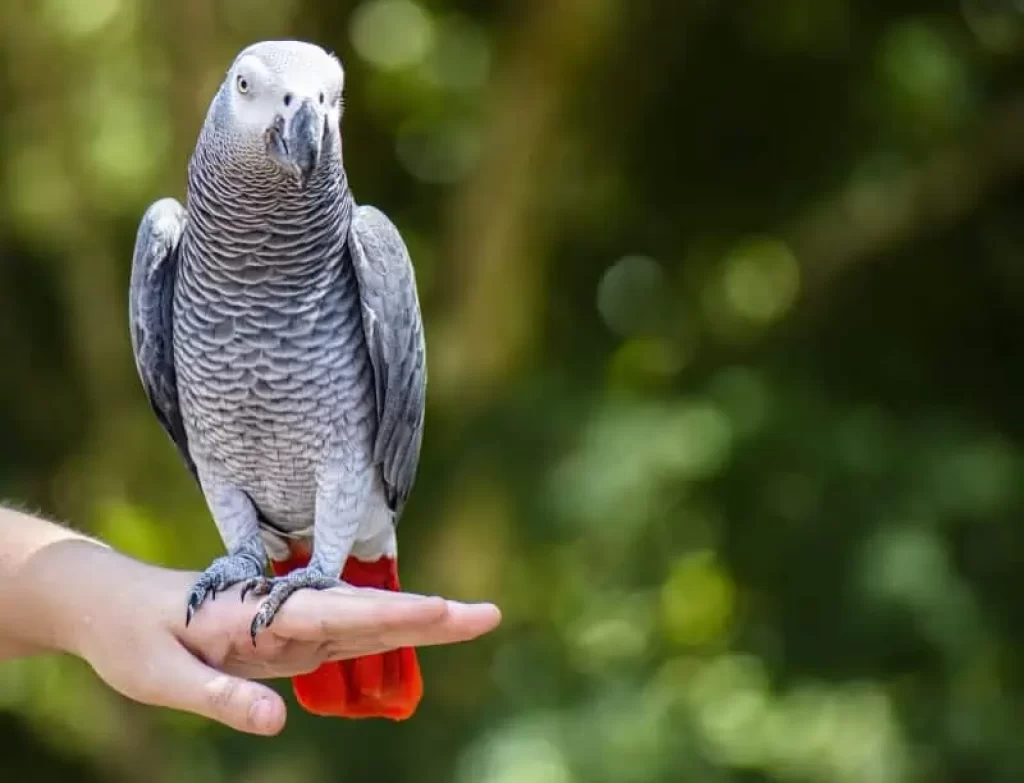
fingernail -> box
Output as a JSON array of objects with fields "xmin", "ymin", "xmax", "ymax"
[{"xmin": 248, "ymin": 698, "xmax": 273, "ymax": 733}]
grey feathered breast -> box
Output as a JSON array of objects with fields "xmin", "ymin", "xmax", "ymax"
[{"xmin": 128, "ymin": 196, "xmax": 427, "ymax": 526}]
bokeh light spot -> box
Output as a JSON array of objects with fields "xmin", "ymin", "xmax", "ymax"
[
  {"xmin": 721, "ymin": 237, "xmax": 801, "ymax": 325},
  {"xmin": 396, "ymin": 119, "xmax": 480, "ymax": 183},
  {"xmin": 568, "ymin": 591, "xmax": 655, "ymax": 673},
  {"xmin": 458, "ymin": 718, "xmax": 575, "ymax": 783},
  {"xmin": 43, "ymin": 0, "xmax": 123, "ymax": 38},
  {"xmin": 350, "ymin": 0, "xmax": 435, "ymax": 71},
  {"xmin": 962, "ymin": 0, "xmax": 1024, "ymax": 52},
  {"xmin": 658, "ymin": 402, "xmax": 734, "ymax": 481},
  {"xmin": 85, "ymin": 94, "xmax": 170, "ymax": 196},
  {"xmin": 597, "ymin": 255, "xmax": 670, "ymax": 338},
  {"xmin": 662, "ymin": 550, "xmax": 736, "ymax": 647},
  {"xmin": 422, "ymin": 14, "xmax": 492, "ymax": 91},
  {"xmin": 878, "ymin": 20, "xmax": 974, "ymax": 134},
  {"xmin": 606, "ymin": 337, "xmax": 691, "ymax": 391}
]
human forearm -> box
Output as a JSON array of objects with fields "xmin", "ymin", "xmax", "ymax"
[{"xmin": 0, "ymin": 505, "xmax": 111, "ymax": 658}]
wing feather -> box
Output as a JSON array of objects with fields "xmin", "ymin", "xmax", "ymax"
[
  {"xmin": 128, "ymin": 197, "xmax": 196, "ymax": 481},
  {"xmin": 347, "ymin": 205, "xmax": 427, "ymax": 517}
]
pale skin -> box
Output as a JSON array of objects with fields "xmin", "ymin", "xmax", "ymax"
[{"xmin": 0, "ymin": 505, "xmax": 501, "ymax": 735}]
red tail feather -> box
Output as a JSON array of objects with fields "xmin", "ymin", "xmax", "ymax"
[{"xmin": 270, "ymin": 549, "xmax": 423, "ymax": 720}]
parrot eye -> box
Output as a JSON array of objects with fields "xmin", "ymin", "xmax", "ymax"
[
  {"xmin": 318, "ymin": 92, "xmax": 325, "ymax": 105},
  {"xmin": 236, "ymin": 75, "xmax": 250, "ymax": 94}
]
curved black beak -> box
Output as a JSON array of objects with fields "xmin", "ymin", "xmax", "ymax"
[{"xmin": 266, "ymin": 100, "xmax": 322, "ymax": 188}]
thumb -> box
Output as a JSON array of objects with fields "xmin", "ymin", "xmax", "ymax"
[{"xmin": 145, "ymin": 646, "xmax": 287, "ymax": 735}]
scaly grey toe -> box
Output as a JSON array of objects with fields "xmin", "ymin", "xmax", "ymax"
[
  {"xmin": 247, "ymin": 566, "xmax": 343, "ymax": 644},
  {"xmin": 186, "ymin": 552, "xmax": 265, "ymax": 626}
]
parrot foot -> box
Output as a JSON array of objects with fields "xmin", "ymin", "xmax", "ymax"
[
  {"xmin": 241, "ymin": 567, "xmax": 343, "ymax": 645},
  {"xmin": 186, "ymin": 552, "xmax": 265, "ymax": 626}
]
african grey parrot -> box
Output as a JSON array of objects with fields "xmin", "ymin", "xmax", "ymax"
[{"xmin": 128, "ymin": 40, "xmax": 426, "ymax": 720}]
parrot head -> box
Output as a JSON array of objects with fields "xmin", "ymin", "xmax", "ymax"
[{"xmin": 206, "ymin": 40, "xmax": 345, "ymax": 188}]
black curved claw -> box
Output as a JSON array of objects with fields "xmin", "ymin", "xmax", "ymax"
[
  {"xmin": 245, "ymin": 568, "xmax": 342, "ymax": 645},
  {"xmin": 250, "ymin": 612, "xmax": 268, "ymax": 647},
  {"xmin": 239, "ymin": 577, "xmax": 270, "ymax": 604},
  {"xmin": 185, "ymin": 583, "xmax": 208, "ymax": 627},
  {"xmin": 184, "ymin": 553, "xmax": 265, "ymax": 627}
]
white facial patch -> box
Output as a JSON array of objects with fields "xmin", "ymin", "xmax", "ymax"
[{"xmin": 218, "ymin": 41, "xmax": 346, "ymax": 139}]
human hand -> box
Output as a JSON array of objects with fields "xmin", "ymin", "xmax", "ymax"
[{"xmin": 40, "ymin": 541, "xmax": 500, "ymax": 735}]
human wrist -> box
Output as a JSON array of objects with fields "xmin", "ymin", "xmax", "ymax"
[
  {"xmin": 8, "ymin": 538, "xmax": 189, "ymax": 663},
  {"xmin": 6, "ymin": 538, "xmax": 120, "ymax": 658}
]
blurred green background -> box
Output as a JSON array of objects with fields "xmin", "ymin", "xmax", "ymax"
[{"xmin": 3, "ymin": 0, "xmax": 1024, "ymax": 781}]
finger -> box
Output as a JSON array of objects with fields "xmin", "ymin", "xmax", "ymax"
[
  {"xmin": 314, "ymin": 602, "xmax": 502, "ymax": 660},
  {"xmin": 143, "ymin": 645, "xmax": 287, "ymax": 735},
  {"xmin": 272, "ymin": 589, "xmax": 455, "ymax": 641},
  {"xmin": 363, "ymin": 600, "xmax": 503, "ymax": 650}
]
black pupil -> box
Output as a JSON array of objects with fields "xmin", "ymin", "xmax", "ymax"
[
  {"xmin": 239, "ymin": 78, "xmax": 247, "ymax": 90},
  {"xmin": 284, "ymin": 94, "xmax": 292, "ymax": 107},
  {"xmin": 319, "ymin": 92, "xmax": 325, "ymax": 104}
]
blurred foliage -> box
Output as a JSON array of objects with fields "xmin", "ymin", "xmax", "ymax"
[{"xmin": 3, "ymin": 0, "xmax": 1024, "ymax": 781}]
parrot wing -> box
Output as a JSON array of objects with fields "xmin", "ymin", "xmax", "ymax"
[
  {"xmin": 347, "ymin": 204, "xmax": 427, "ymax": 518},
  {"xmin": 128, "ymin": 197, "xmax": 197, "ymax": 481}
]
